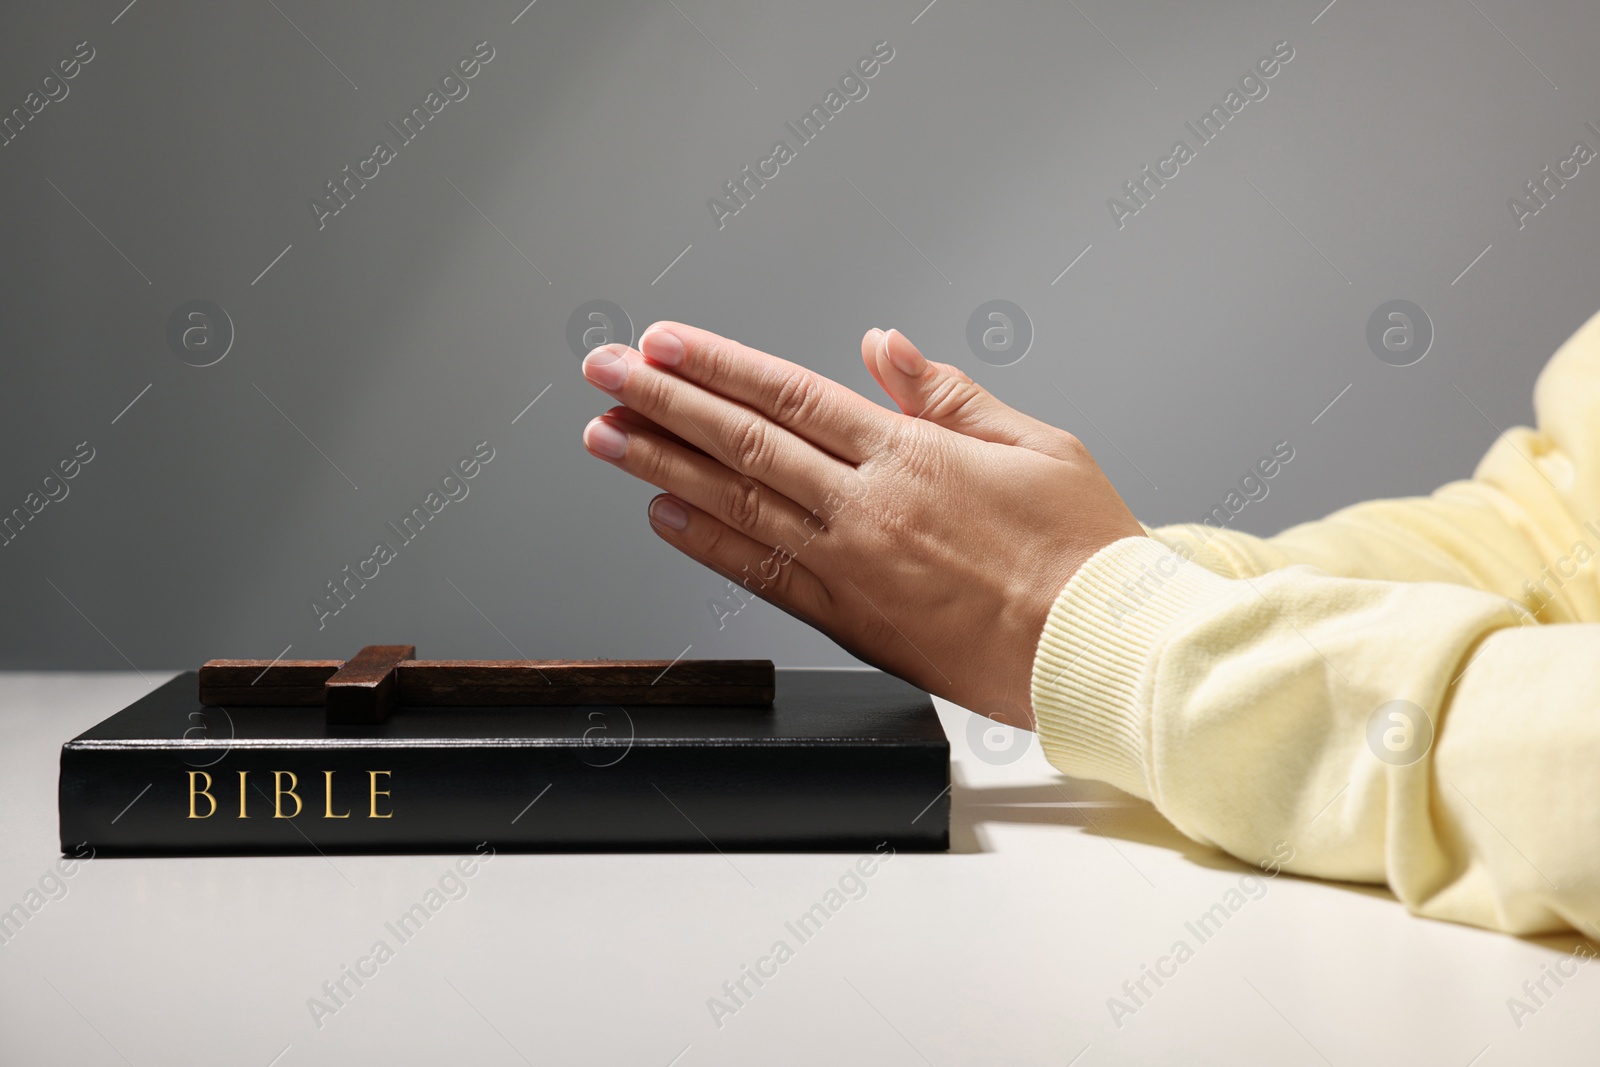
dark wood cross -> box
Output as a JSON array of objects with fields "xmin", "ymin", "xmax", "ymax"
[{"xmin": 199, "ymin": 645, "xmax": 775, "ymax": 725}]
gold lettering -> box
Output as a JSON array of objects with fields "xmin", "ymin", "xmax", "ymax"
[
  {"xmin": 237, "ymin": 770, "xmax": 249, "ymax": 818},
  {"xmin": 369, "ymin": 770, "xmax": 393, "ymax": 818},
  {"xmin": 324, "ymin": 770, "xmax": 350, "ymax": 818},
  {"xmin": 187, "ymin": 771, "xmax": 216, "ymax": 819},
  {"xmin": 273, "ymin": 770, "xmax": 302, "ymax": 818}
]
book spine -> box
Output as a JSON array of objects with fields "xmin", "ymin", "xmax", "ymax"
[{"xmin": 59, "ymin": 741, "xmax": 949, "ymax": 854}]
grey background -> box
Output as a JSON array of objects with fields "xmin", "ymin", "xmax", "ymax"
[{"xmin": 2, "ymin": 0, "xmax": 1595, "ymax": 669}]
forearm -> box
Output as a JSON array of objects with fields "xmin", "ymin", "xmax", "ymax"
[{"xmin": 1033, "ymin": 536, "xmax": 1600, "ymax": 935}]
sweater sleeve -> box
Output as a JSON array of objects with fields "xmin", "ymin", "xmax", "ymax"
[{"xmin": 1030, "ymin": 310, "xmax": 1600, "ymax": 936}]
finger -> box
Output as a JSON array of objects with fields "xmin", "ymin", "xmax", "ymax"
[
  {"xmin": 582, "ymin": 413, "xmax": 830, "ymax": 553},
  {"xmin": 601, "ymin": 405, "xmax": 705, "ymax": 457},
  {"xmin": 875, "ymin": 328, "xmax": 1076, "ymax": 459},
  {"xmin": 636, "ymin": 321, "xmax": 893, "ymax": 464},
  {"xmin": 582, "ymin": 344, "xmax": 860, "ymax": 510},
  {"xmin": 645, "ymin": 493, "xmax": 833, "ymax": 628},
  {"xmin": 860, "ymin": 327, "xmax": 890, "ymax": 397}
]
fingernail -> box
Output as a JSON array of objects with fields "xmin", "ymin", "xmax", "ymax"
[
  {"xmin": 649, "ymin": 495, "xmax": 689, "ymax": 530},
  {"xmin": 865, "ymin": 327, "xmax": 885, "ymax": 343},
  {"xmin": 583, "ymin": 417, "xmax": 628, "ymax": 459},
  {"xmin": 884, "ymin": 329, "xmax": 926, "ymax": 376},
  {"xmin": 583, "ymin": 347, "xmax": 629, "ymax": 389},
  {"xmin": 641, "ymin": 328, "xmax": 685, "ymax": 367}
]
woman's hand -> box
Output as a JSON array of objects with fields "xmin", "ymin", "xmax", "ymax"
[{"xmin": 579, "ymin": 323, "xmax": 1145, "ymax": 728}]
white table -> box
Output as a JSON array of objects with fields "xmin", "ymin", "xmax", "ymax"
[{"xmin": 1, "ymin": 673, "xmax": 1592, "ymax": 1066}]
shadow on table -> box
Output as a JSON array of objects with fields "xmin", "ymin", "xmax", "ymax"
[
  {"xmin": 950, "ymin": 770, "xmax": 1399, "ymax": 900},
  {"xmin": 951, "ymin": 771, "xmax": 1600, "ymax": 958},
  {"xmin": 950, "ymin": 770, "xmax": 1210, "ymax": 863}
]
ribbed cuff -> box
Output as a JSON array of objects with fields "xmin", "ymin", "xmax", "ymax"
[{"xmin": 1030, "ymin": 536, "xmax": 1236, "ymax": 800}]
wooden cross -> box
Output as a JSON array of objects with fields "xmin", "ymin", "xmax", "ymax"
[{"xmin": 199, "ymin": 645, "xmax": 775, "ymax": 725}]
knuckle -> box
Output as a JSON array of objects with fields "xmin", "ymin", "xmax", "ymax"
[
  {"xmin": 634, "ymin": 367, "xmax": 676, "ymax": 414},
  {"xmin": 749, "ymin": 541, "xmax": 797, "ymax": 595},
  {"xmin": 700, "ymin": 519, "xmax": 730, "ymax": 558},
  {"xmin": 732, "ymin": 417, "xmax": 772, "ymax": 474},
  {"xmin": 764, "ymin": 554, "xmax": 799, "ymax": 599},
  {"xmin": 722, "ymin": 478, "xmax": 765, "ymax": 533},
  {"xmin": 697, "ymin": 520, "xmax": 739, "ymax": 570},
  {"xmin": 920, "ymin": 375, "xmax": 983, "ymax": 423},
  {"xmin": 636, "ymin": 436, "xmax": 676, "ymax": 484},
  {"xmin": 698, "ymin": 339, "xmax": 732, "ymax": 392},
  {"xmin": 768, "ymin": 371, "xmax": 820, "ymax": 428}
]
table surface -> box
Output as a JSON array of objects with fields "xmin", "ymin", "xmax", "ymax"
[{"xmin": 2, "ymin": 673, "xmax": 1595, "ymax": 1066}]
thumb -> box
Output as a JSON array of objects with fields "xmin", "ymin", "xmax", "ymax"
[{"xmin": 864, "ymin": 327, "xmax": 1073, "ymax": 457}]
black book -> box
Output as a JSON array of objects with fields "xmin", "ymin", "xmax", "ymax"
[{"xmin": 58, "ymin": 670, "xmax": 950, "ymax": 854}]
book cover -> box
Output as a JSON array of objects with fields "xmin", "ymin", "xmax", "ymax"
[{"xmin": 58, "ymin": 669, "xmax": 950, "ymax": 854}]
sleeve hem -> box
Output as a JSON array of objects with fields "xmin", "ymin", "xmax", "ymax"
[{"xmin": 1029, "ymin": 536, "xmax": 1238, "ymax": 800}]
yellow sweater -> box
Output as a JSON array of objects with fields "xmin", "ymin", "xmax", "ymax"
[{"xmin": 1031, "ymin": 309, "xmax": 1600, "ymax": 936}]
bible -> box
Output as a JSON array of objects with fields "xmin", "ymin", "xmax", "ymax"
[{"xmin": 58, "ymin": 646, "xmax": 950, "ymax": 854}]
